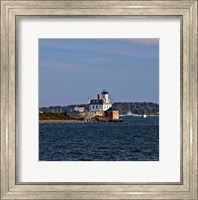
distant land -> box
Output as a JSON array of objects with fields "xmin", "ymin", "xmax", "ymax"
[{"xmin": 39, "ymin": 102, "xmax": 159, "ymax": 116}]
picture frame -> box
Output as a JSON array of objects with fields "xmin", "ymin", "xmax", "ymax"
[{"xmin": 0, "ymin": 0, "xmax": 197, "ymax": 199}]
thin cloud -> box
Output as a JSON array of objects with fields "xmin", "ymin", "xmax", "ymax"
[
  {"xmin": 126, "ymin": 38, "xmax": 159, "ymax": 46},
  {"xmin": 100, "ymin": 46, "xmax": 158, "ymax": 59},
  {"xmin": 39, "ymin": 39, "xmax": 159, "ymax": 71}
]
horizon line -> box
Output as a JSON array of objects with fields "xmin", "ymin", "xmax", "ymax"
[{"xmin": 39, "ymin": 101, "xmax": 159, "ymax": 108}]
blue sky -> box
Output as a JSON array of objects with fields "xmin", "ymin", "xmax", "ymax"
[{"xmin": 39, "ymin": 39, "xmax": 159, "ymax": 107}]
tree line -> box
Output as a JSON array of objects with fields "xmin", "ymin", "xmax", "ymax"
[
  {"xmin": 113, "ymin": 102, "xmax": 159, "ymax": 115},
  {"xmin": 39, "ymin": 102, "xmax": 159, "ymax": 115}
]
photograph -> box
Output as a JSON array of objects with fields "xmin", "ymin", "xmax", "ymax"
[
  {"xmin": 1, "ymin": 0, "xmax": 197, "ymax": 199},
  {"xmin": 39, "ymin": 38, "xmax": 159, "ymax": 161}
]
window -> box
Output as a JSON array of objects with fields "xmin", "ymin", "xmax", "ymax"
[{"xmin": 93, "ymin": 105, "xmax": 94, "ymax": 109}]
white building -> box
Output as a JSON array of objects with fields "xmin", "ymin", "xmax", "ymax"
[
  {"xmin": 89, "ymin": 90, "xmax": 112, "ymax": 111},
  {"xmin": 74, "ymin": 106, "xmax": 85, "ymax": 113}
]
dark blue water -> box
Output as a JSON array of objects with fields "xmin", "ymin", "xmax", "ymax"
[{"xmin": 39, "ymin": 116, "xmax": 159, "ymax": 161}]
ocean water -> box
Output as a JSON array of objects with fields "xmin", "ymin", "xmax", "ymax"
[{"xmin": 39, "ymin": 116, "xmax": 159, "ymax": 161}]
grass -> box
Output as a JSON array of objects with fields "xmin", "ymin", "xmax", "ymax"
[{"xmin": 39, "ymin": 112, "xmax": 72, "ymax": 120}]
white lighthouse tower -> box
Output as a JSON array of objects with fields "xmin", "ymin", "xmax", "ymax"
[
  {"xmin": 89, "ymin": 90, "xmax": 112, "ymax": 111},
  {"xmin": 101, "ymin": 90, "xmax": 110, "ymax": 104}
]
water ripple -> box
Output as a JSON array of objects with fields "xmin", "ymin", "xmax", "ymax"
[{"xmin": 39, "ymin": 116, "xmax": 159, "ymax": 161}]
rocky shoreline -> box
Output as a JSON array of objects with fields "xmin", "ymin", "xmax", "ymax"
[
  {"xmin": 39, "ymin": 120, "xmax": 84, "ymax": 123},
  {"xmin": 84, "ymin": 116, "xmax": 123, "ymax": 123},
  {"xmin": 40, "ymin": 116, "xmax": 123, "ymax": 124}
]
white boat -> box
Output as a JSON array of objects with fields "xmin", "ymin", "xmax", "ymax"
[
  {"xmin": 143, "ymin": 114, "xmax": 147, "ymax": 118},
  {"xmin": 125, "ymin": 112, "xmax": 133, "ymax": 116}
]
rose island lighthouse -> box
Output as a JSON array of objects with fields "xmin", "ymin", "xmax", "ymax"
[
  {"xmin": 89, "ymin": 90, "xmax": 112, "ymax": 111},
  {"xmin": 69, "ymin": 90, "xmax": 120, "ymax": 121}
]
